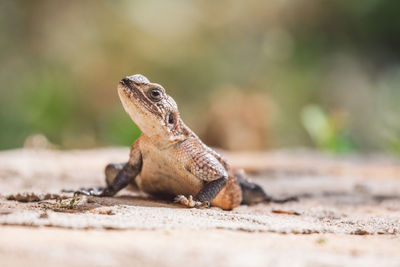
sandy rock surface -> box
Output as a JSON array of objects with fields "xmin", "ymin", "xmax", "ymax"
[{"xmin": 0, "ymin": 148, "xmax": 399, "ymax": 267}]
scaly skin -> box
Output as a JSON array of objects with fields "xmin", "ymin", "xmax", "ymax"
[{"xmin": 75, "ymin": 74, "xmax": 296, "ymax": 210}]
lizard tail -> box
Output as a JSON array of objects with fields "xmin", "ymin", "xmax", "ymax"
[{"xmin": 235, "ymin": 170, "xmax": 298, "ymax": 205}]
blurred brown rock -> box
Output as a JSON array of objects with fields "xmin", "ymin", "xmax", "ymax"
[{"xmin": 200, "ymin": 89, "xmax": 275, "ymax": 151}]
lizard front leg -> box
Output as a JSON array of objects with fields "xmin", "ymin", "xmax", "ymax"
[
  {"xmin": 175, "ymin": 143, "xmax": 229, "ymax": 208},
  {"xmin": 175, "ymin": 176, "xmax": 227, "ymax": 208},
  {"xmin": 105, "ymin": 163, "xmax": 125, "ymax": 186},
  {"xmin": 75, "ymin": 141, "xmax": 142, "ymax": 197},
  {"xmin": 99, "ymin": 161, "xmax": 141, "ymax": 196}
]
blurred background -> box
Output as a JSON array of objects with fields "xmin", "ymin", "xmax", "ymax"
[{"xmin": 0, "ymin": 0, "xmax": 399, "ymax": 154}]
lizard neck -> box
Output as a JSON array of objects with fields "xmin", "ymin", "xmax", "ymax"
[{"xmin": 140, "ymin": 118, "xmax": 193, "ymax": 149}]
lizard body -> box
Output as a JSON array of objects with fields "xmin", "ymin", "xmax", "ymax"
[{"xmin": 77, "ymin": 74, "xmax": 295, "ymax": 210}]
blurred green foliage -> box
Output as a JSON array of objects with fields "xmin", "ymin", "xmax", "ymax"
[
  {"xmin": 301, "ymin": 105, "xmax": 355, "ymax": 153},
  {"xmin": 0, "ymin": 0, "xmax": 399, "ymax": 154}
]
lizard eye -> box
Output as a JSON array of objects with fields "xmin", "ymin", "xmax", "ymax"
[{"xmin": 148, "ymin": 88, "xmax": 163, "ymax": 102}]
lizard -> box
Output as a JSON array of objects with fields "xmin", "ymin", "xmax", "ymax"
[{"xmin": 75, "ymin": 74, "xmax": 296, "ymax": 210}]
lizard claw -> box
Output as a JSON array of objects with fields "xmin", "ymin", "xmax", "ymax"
[
  {"xmin": 195, "ymin": 201, "xmax": 211, "ymax": 209},
  {"xmin": 73, "ymin": 187, "xmax": 106, "ymax": 197},
  {"xmin": 174, "ymin": 195, "xmax": 210, "ymax": 209},
  {"xmin": 174, "ymin": 195, "xmax": 195, "ymax": 207}
]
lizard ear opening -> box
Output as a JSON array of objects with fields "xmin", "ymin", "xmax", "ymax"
[{"xmin": 168, "ymin": 113, "xmax": 175, "ymax": 124}]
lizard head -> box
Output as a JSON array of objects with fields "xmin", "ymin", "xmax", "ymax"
[{"xmin": 118, "ymin": 74, "xmax": 184, "ymax": 141}]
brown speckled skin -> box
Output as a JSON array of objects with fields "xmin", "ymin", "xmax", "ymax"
[{"xmin": 115, "ymin": 74, "xmax": 242, "ymax": 210}]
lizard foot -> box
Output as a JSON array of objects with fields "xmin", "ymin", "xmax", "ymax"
[
  {"xmin": 73, "ymin": 187, "xmax": 108, "ymax": 197},
  {"xmin": 174, "ymin": 195, "xmax": 210, "ymax": 209}
]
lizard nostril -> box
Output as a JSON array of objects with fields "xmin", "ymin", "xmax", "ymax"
[{"xmin": 121, "ymin": 77, "xmax": 131, "ymax": 86}]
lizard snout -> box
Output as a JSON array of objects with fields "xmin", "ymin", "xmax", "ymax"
[{"xmin": 121, "ymin": 77, "xmax": 131, "ymax": 87}]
